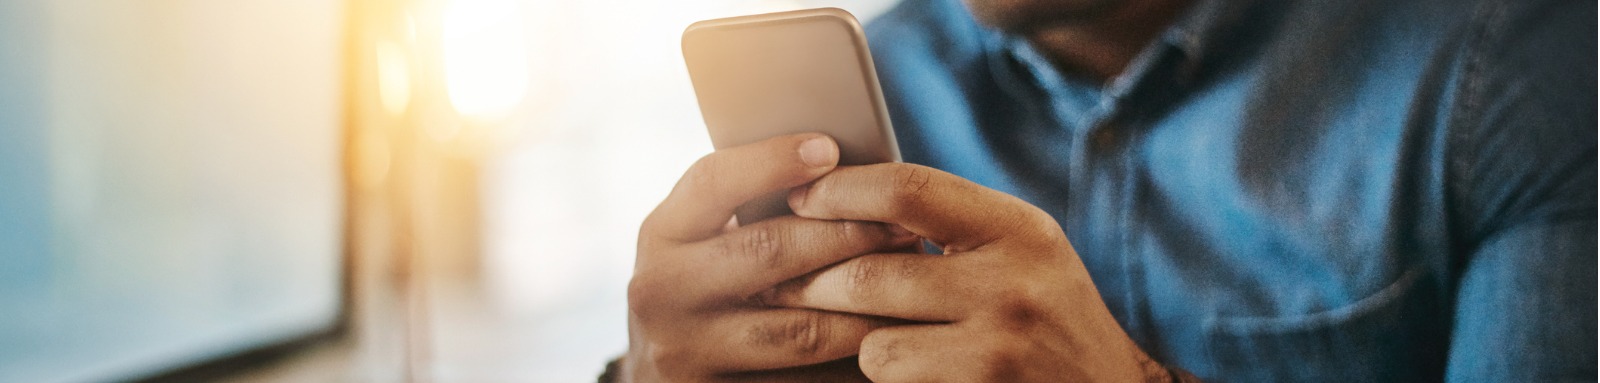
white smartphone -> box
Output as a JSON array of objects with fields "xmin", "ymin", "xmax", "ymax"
[{"xmin": 683, "ymin": 7, "xmax": 902, "ymax": 224}]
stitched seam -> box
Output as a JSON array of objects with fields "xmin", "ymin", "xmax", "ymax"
[
  {"xmin": 1206, "ymin": 267, "xmax": 1426, "ymax": 335},
  {"xmin": 1449, "ymin": 0, "xmax": 1509, "ymax": 250}
]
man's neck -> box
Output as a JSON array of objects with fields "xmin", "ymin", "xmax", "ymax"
[{"xmin": 1022, "ymin": 0, "xmax": 1193, "ymax": 83}]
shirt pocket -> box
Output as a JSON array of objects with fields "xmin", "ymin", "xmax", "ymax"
[{"xmin": 1200, "ymin": 267, "xmax": 1447, "ymax": 382}]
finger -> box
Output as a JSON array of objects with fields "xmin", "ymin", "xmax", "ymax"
[
  {"xmin": 644, "ymin": 133, "xmax": 840, "ymax": 243},
  {"xmin": 787, "ymin": 163, "xmax": 1057, "ymax": 252},
  {"xmin": 628, "ymin": 217, "xmax": 917, "ymax": 321},
  {"xmin": 719, "ymin": 356, "xmax": 871, "ymax": 383},
  {"xmin": 763, "ymin": 253, "xmax": 974, "ymax": 322},
  {"xmin": 698, "ymin": 309, "xmax": 903, "ymax": 372},
  {"xmin": 859, "ymin": 324, "xmax": 995, "ymax": 383},
  {"xmin": 666, "ymin": 217, "xmax": 919, "ymax": 303}
]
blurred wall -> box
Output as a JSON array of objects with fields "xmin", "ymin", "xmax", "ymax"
[{"xmin": 0, "ymin": 1, "xmax": 346, "ymax": 382}]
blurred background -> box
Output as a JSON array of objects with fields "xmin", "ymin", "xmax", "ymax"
[{"xmin": 0, "ymin": 0, "xmax": 896, "ymax": 382}]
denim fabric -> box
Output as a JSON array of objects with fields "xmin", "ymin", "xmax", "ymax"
[{"xmin": 864, "ymin": 0, "xmax": 1596, "ymax": 380}]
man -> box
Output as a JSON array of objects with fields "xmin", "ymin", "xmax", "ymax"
[{"xmin": 613, "ymin": 0, "xmax": 1596, "ymax": 381}]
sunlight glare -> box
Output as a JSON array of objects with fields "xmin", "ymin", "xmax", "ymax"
[
  {"xmin": 442, "ymin": 0, "xmax": 530, "ymax": 120},
  {"xmin": 376, "ymin": 40, "xmax": 411, "ymax": 115}
]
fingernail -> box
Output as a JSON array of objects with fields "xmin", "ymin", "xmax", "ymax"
[{"xmin": 797, "ymin": 136, "xmax": 837, "ymax": 168}]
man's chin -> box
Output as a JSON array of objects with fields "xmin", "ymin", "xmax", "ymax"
[{"xmin": 959, "ymin": 0, "xmax": 1127, "ymax": 33}]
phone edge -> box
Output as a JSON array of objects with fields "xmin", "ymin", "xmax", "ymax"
[{"xmin": 680, "ymin": 7, "xmax": 903, "ymax": 163}]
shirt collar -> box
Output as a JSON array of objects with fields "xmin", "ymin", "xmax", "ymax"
[
  {"xmin": 1162, "ymin": 0, "xmax": 1264, "ymax": 82},
  {"xmin": 990, "ymin": 0, "xmax": 1261, "ymax": 95}
]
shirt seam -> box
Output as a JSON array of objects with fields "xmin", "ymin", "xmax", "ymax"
[{"xmin": 1448, "ymin": 0, "xmax": 1506, "ymax": 252}]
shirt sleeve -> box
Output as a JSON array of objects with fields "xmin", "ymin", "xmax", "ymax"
[{"xmin": 1444, "ymin": 0, "xmax": 1597, "ymax": 380}]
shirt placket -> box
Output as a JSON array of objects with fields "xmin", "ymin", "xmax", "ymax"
[{"xmin": 1014, "ymin": 39, "xmax": 1187, "ymax": 350}]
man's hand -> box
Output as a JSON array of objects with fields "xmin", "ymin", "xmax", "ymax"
[
  {"xmin": 763, "ymin": 163, "xmax": 1172, "ymax": 382},
  {"xmin": 626, "ymin": 134, "xmax": 918, "ymax": 382}
]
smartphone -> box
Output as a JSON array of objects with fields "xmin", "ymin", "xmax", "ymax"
[{"xmin": 682, "ymin": 7, "xmax": 901, "ymax": 224}]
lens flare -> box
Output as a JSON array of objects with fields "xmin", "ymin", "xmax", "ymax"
[
  {"xmin": 376, "ymin": 40, "xmax": 411, "ymax": 115},
  {"xmin": 442, "ymin": 0, "xmax": 529, "ymax": 120}
]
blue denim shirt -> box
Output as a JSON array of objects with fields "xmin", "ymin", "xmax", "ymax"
[{"xmin": 865, "ymin": 0, "xmax": 1596, "ymax": 380}]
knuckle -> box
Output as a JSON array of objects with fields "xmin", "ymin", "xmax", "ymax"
[
  {"xmin": 638, "ymin": 202, "xmax": 678, "ymax": 244},
  {"xmin": 1016, "ymin": 206, "xmax": 1057, "ymax": 232},
  {"xmin": 723, "ymin": 224, "xmax": 785, "ymax": 267},
  {"xmin": 836, "ymin": 220, "xmax": 862, "ymax": 243},
  {"xmin": 637, "ymin": 214, "xmax": 669, "ymax": 250},
  {"xmin": 636, "ymin": 217, "xmax": 656, "ymax": 246},
  {"xmin": 996, "ymin": 302, "xmax": 1045, "ymax": 331},
  {"xmin": 886, "ymin": 166, "xmax": 935, "ymax": 214},
  {"xmin": 681, "ymin": 154, "xmax": 723, "ymax": 194},
  {"xmin": 990, "ymin": 285, "xmax": 1045, "ymax": 329},
  {"xmin": 746, "ymin": 311, "xmax": 827, "ymax": 357},
  {"xmin": 843, "ymin": 260, "xmax": 883, "ymax": 304},
  {"xmin": 975, "ymin": 347, "xmax": 1021, "ymax": 382},
  {"xmin": 1019, "ymin": 208, "xmax": 1065, "ymax": 243},
  {"xmin": 858, "ymin": 331, "xmax": 903, "ymax": 371},
  {"xmin": 626, "ymin": 276, "xmax": 663, "ymax": 320},
  {"xmin": 986, "ymin": 205, "xmax": 1065, "ymax": 255},
  {"xmin": 789, "ymin": 311, "xmax": 827, "ymax": 357},
  {"xmin": 991, "ymin": 284, "xmax": 1032, "ymax": 305},
  {"xmin": 890, "ymin": 256, "xmax": 927, "ymax": 279},
  {"xmin": 645, "ymin": 344, "xmax": 692, "ymax": 379},
  {"xmin": 835, "ymin": 220, "xmax": 884, "ymax": 247}
]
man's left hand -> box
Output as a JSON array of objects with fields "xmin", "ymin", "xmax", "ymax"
[{"xmin": 762, "ymin": 163, "xmax": 1172, "ymax": 382}]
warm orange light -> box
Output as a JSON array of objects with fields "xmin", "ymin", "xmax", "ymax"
[
  {"xmin": 376, "ymin": 40, "xmax": 411, "ymax": 115},
  {"xmin": 355, "ymin": 131, "xmax": 391, "ymax": 190},
  {"xmin": 442, "ymin": 0, "xmax": 529, "ymax": 120}
]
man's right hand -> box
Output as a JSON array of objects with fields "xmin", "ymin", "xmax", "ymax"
[{"xmin": 625, "ymin": 134, "xmax": 917, "ymax": 382}]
